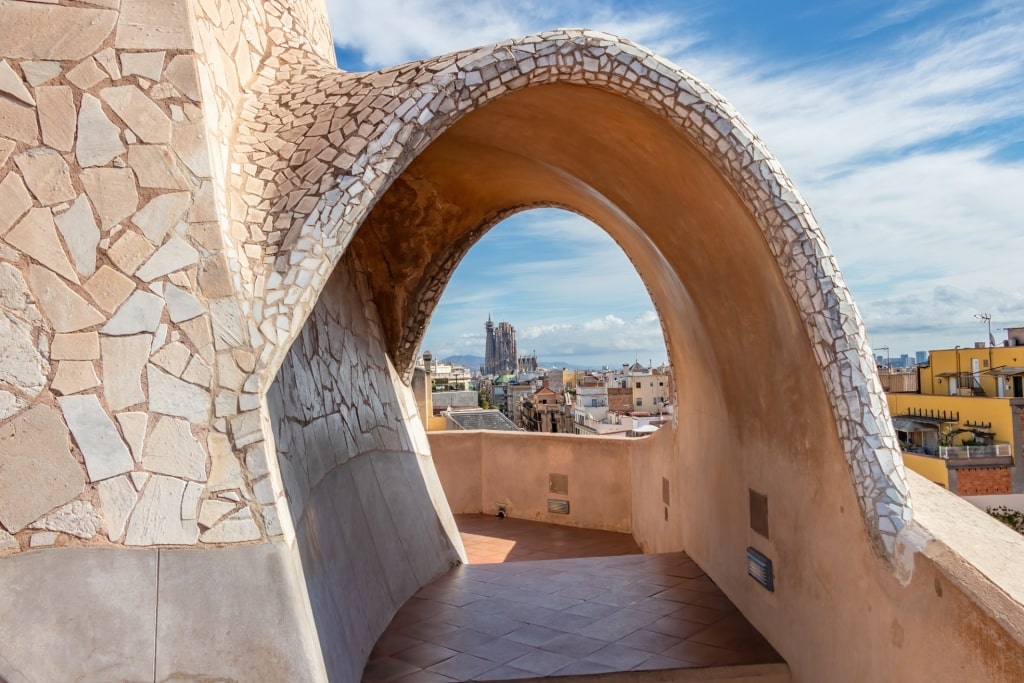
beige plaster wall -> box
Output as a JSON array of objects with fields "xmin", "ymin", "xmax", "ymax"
[
  {"xmin": 266, "ymin": 251, "xmax": 464, "ymax": 682},
  {"xmin": 431, "ymin": 430, "xmax": 633, "ymax": 532},
  {"xmin": 359, "ymin": 83, "xmax": 1024, "ymax": 681}
]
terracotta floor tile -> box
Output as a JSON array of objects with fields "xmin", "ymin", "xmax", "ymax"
[
  {"xmin": 584, "ymin": 643, "xmax": 652, "ymax": 670},
  {"xmin": 426, "ymin": 628, "xmax": 495, "ymax": 653},
  {"xmin": 575, "ymin": 607, "xmax": 659, "ymax": 642},
  {"xmin": 425, "ymin": 653, "xmax": 496, "ymax": 680},
  {"xmin": 465, "ymin": 637, "xmax": 535, "ymax": 664},
  {"xmin": 506, "ymin": 649, "xmax": 577, "ymax": 676},
  {"xmin": 391, "ymin": 670, "xmax": 458, "ymax": 683},
  {"xmin": 363, "ymin": 517, "xmax": 783, "ymax": 682},
  {"xmin": 393, "ymin": 643, "xmax": 459, "ymax": 669},
  {"xmin": 540, "ymin": 632, "xmax": 610, "ymax": 659},
  {"xmin": 503, "ymin": 624, "xmax": 563, "ymax": 647},
  {"xmin": 615, "ymin": 628, "xmax": 682, "ymax": 654},
  {"xmin": 364, "ymin": 656, "xmax": 422, "ymax": 683},
  {"xmin": 472, "ymin": 664, "xmax": 536, "ymax": 680},
  {"xmin": 553, "ymin": 659, "xmax": 618, "ymax": 676}
]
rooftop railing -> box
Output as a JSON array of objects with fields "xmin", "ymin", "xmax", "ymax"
[{"xmin": 939, "ymin": 443, "xmax": 1012, "ymax": 459}]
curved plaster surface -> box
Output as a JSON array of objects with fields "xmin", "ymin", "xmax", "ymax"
[{"xmin": 232, "ymin": 30, "xmax": 910, "ymax": 558}]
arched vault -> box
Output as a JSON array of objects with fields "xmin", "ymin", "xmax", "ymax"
[{"xmin": 232, "ymin": 30, "xmax": 911, "ymax": 558}]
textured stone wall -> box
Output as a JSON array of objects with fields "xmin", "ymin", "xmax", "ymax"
[
  {"xmin": 266, "ymin": 251, "xmax": 463, "ymax": 682},
  {"xmin": 0, "ymin": 0, "xmax": 337, "ymax": 557}
]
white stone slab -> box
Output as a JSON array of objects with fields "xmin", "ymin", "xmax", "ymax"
[
  {"xmin": 199, "ymin": 507, "xmax": 260, "ymax": 544},
  {"xmin": 54, "ymin": 194, "xmax": 100, "ymax": 277},
  {"xmin": 207, "ymin": 432, "xmax": 245, "ymax": 492},
  {"xmin": 51, "ymin": 360, "xmax": 100, "ymax": 395},
  {"xmin": 124, "ymin": 475, "xmax": 198, "ymax": 546},
  {"xmin": 132, "ymin": 192, "xmax": 190, "ymax": 244},
  {"xmin": 0, "ymin": 59, "xmax": 33, "ymax": 105},
  {"xmin": 97, "ymin": 475, "xmax": 136, "ymax": 542},
  {"xmin": 51, "ymin": 332, "xmax": 99, "ymax": 360},
  {"xmin": 0, "ymin": 311, "xmax": 48, "ymax": 396},
  {"xmin": 0, "ymin": 2, "xmax": 117, "ymax": 60},
  {"xmin": 58, "ymin": 394, "xmax": 133, "ymax": 482},
  {"xmin": 27, "ymin": 265, "xmax": 103, "ymax": 333},
  {"xmin": 102, "ymin": 289, "xmax": 164, "ymax": 335},
  {"xmin": 142, "ymin": 416, "xmax": 207, "ymax": 481},
  {"xmin": 164, "ymin": 282, "xmax": 204, "ymax": 323},
  {"xmin": 0, "ymin": 172, "xmax": 32, "ymax": 236},
  {"xmin": 181, "ymin": 481, "xmax": 202, "ymax": 521},
  {"xmin": 151, "ymin": 340, "xmax": 190, "ymax": 376},
  {"xmin": 14, "ymin": 150, "xmax": 74, "ymax": 206},
  {"xmin": 198, "ymin": 499, "xmax": 235, "ymax": 528},
  {"xmin": 135, "ymin": 236, "xmax": 199, "ymax": 281},
  {"xmin": 29, "ymin": 500, "xmax": 101, "ymax": 539},
  {"xmin": 84, "ymin": 265, "xmax": 135, "ymax": 314},
  {"xmin": 127, "ymin": 144, "xmax": 190, "ymax": 189},
  {"xmin": 80, "ymin": 167, "xmax": 138, "ymax": 229},
  {"xmin": 36, "ymin": 85, "xmax": 75, "ymax": 152},
  {"xmin": 101, "ymin": 85, "xmax": 171, "ymax": 143},
  {"xmin": 20, "ymin": 61, "xmax": 61, "ymax": 87},
  {"xmin": 120, "ymin": 51, "xmax": 165, "ymax": 81},
  {"xmin": 30, "ymin": 531, "xmax": 57, "ymax": 547},
  {"xmin": 147, "ymin": 364, "xmax": 210, "ymax": 423},
  {"xmin": 106, "ymin": 230, "xmax": 154, "ymax": 275},
  {"xmin": 0, "ymin": 405, "xmax": 85, "ymax": 532},
  {"xmin": 5, "ymin": 207, "xmax": 79, "ymax": 283},
  {"xmin": 76, "ymin": 93, "xmax": 125, "ymax": 167},
  {"xmin": 101, "ymin": 334, "xmax": 151, "ymax": 411}
]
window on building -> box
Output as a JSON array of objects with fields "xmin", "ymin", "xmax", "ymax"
[
  {"xmin": 635, "ymin": 382, "xmax": 641, "ymax": 389},
  {"xmin": 636, "ymin": 398, "xmax": 643, "ymax": 407}
]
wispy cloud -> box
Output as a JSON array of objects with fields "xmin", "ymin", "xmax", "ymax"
[
  {"xmin": 327, "ymin": 0, "xmax": 696, "ymax": 70},
  {"xmin": 328, "ymin": 0, "xmax": 1024, "ymax": 360}
]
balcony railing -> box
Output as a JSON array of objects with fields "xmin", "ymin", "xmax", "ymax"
[{"xmin": 938, "ymin": 443, "xmax": 1011, "ymax": 459}]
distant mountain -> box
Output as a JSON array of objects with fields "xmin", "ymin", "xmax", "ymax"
[
  {"xmin": 442, "ymin": 355, "xmax": 585, "ymax": 370},
  {"xmin": 443, "ymin": 354, "xmax": 484, "ymax": 368}
]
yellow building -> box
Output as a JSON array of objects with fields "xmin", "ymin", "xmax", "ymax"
[
  {"xmin": 887, "ymin": 341, "xmax": 1024, "ymax": 495},
  {"xmin": 918, "ymin": 344, "xmax": 1024, "ymax": 399}
]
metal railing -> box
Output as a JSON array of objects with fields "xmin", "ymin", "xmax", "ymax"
[{"xmin": 938, "ymin": 443, "xmax": 1011, "ymax": 459}]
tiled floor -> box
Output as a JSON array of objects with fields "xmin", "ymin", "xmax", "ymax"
[
  {"xmin": 363, "ymin": 516, "xmax": 783, "ymax": 682},
  {"xmin": 456, "ymin": 514, "xmax": 641, "ymax": 563}
]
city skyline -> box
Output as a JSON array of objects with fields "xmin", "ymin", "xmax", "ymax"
[{"xmin": 329, "ymin": 0, "xmax": 1024, "ymax": 365}]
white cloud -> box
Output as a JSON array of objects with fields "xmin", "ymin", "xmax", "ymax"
[
  {"xmin": 330, "ymin": 0, "xmax": 1024, "ymax": 360},
  {"xmin": 326, "ymin": 0, "xmax": 695, "ymax": 69}
]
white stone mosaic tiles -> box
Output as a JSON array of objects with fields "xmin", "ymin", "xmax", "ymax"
[
  {"xmin": 229, "ymin": 30, "xmax": 912, "ymax": 559},
  {"xmin": 0, "ymin": 0, "xmax": 340, "ymax": 555}
]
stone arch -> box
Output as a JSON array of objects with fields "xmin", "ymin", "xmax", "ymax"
[{"xmin": 238, "ymin": 30, "xmax": 910, "ymax": 559}]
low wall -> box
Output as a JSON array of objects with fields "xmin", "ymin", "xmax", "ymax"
[
  {"xmin": 901, "ymin": 453, "xmax": 950, "ymax": 489},
  {"xmin": 963, "ymin": 493, "xmax": 1024, "ymax": 514},
  {"xmin": 430, "ymin": 430, "xmax": 634, "ymax": 533}
]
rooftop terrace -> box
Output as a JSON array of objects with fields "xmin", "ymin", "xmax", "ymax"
[{"xmin": 363, "ymin": 515, "xmax": 786, "ymax": 682}]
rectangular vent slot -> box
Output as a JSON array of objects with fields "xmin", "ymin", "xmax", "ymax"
[{"xmin": 547, "ymin": 499, "xmax": 570, "ymax": 515}]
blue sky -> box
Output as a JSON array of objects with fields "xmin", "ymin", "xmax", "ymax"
[{"xmin": 328, "ymin": 0, "xmax": 1024, "ymax": 367}]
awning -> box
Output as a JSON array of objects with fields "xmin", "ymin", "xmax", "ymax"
[
  {"xmin": 892, "ymin": 417, "xmax": 941, "ymax": 432},
  {"xmin": 935, "ymin": 371, "xmax": 958, "ymax": 378},
  {"xmin": 987, "ymin": 367, "xmax": 1024, "ymax": 376}
]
